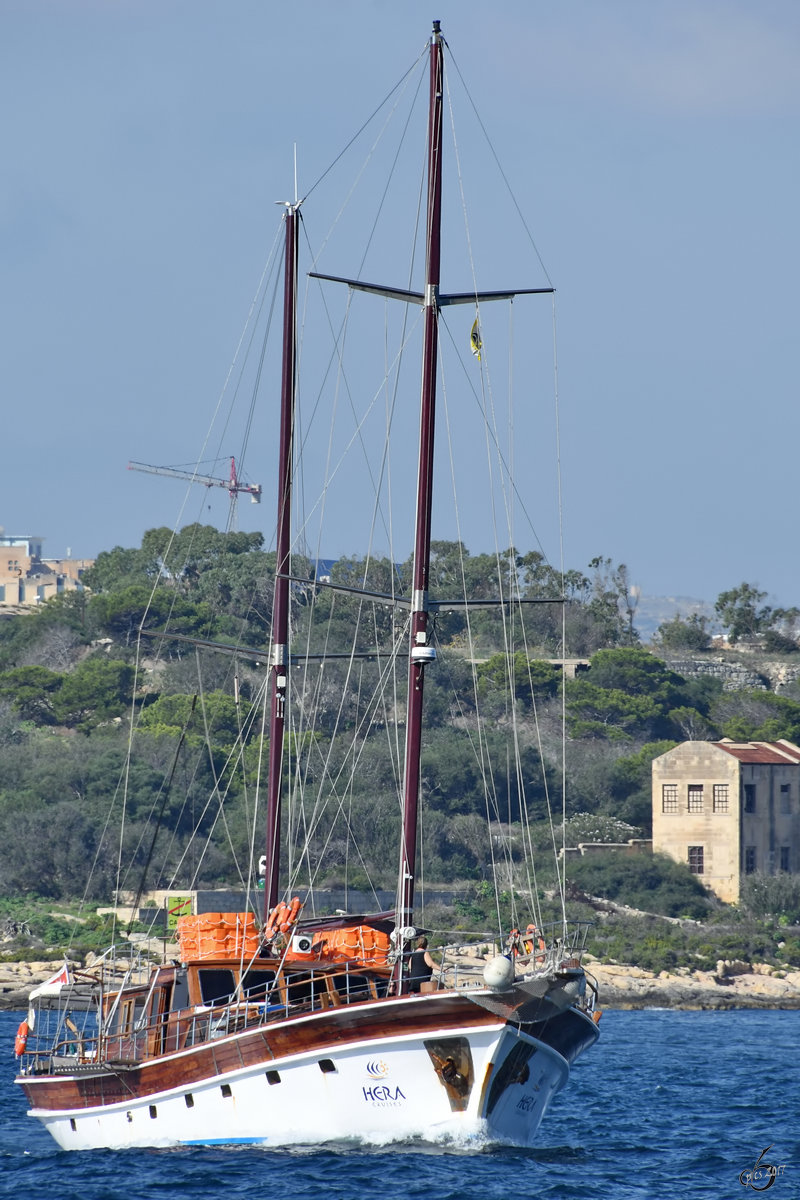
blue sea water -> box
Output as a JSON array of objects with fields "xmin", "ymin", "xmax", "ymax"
[{"xmin": 1, "ymin": 1007, "xmax": 796, "ymax": 1199}]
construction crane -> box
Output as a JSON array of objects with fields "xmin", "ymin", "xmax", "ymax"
[{"xmin": 128, "ymin": 457, "xmax": 261, "ymax": 530}]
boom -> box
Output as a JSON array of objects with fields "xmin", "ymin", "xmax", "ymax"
[{"xmin": 127, "ymin": 457, "xmax": 261, "ymax": 501}]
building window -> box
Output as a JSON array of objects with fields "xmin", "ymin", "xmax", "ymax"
[
  {"xmin": 688, "ymin": 846, "xmax": 704, "ymax": 875},
  {"xmin": 744, "ymin": 784, "xmax": 756, "ymax": 813},
  {"xmin": 780, "ymin": 784, "xmax": 791, "ymax": 814},
  {"xmin": 744, "ymin": 846, "xmax": 756, "ymax": 874},
  {"xmin": 713, "ymin": 784, "xmax": 729, "ymax": 813},
  {"xmin": 688, "ymin": 785, "xmax": 704, "ymax": 813},
  {"xmin": 662, "ymin": 784, "xmax": 678, "ymax": 813},
  {"xmin": 780, "ymin": 846, "xmax": 791, "ymax": 872}
]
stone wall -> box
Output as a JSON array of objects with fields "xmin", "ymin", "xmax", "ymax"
[{"xmin": 663, "ymin": 655, "xmax": 800, "ymax": 694}]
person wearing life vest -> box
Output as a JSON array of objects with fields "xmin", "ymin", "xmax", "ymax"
[
  {"xmin": 407, "ymin": 936, "xmax": 436, "ymax": 992},
  {"xmin": 505, "ymin": 927, "xmax": 522, "ymax": 957},
  {"xmin": 523, "ymin": 922, "xmax": 546, "ymax": 959}
]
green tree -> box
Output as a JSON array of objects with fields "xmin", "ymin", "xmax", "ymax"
[
  {"xmin": 710, "ymin": 690, "xmax": 800, "ymax": 743},
  {"xmin": 654, "ymin": 612, "xmax": 712, "ymax": 653},
  {"xmin": 0, "ymin": 665, "xmax": 62, "ymax": 724},
  {"xmin": 138, "ymin": 690, "xmax": 249, "ymax": 751},
  {"xmin": 476, "ymin": 653, "xmax": 560, "ymax": 709},
  {"xmin": 714, "ymin": 583, "xmax": 773, "ymax": 643},
  {"xmin": 52, "ymin": 658, "xmax": 135, "ymax": 731}
]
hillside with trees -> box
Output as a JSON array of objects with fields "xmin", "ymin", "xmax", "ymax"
[{"xmin": 2, "ymin": 527, "xmax": 800, "ymax": 969}]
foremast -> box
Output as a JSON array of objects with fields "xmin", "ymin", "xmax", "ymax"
[
  {"xmin": 395, "ymin": 20, "xmax": 444, "ymax": 982},
  {"xmin": 264, "ymin": 200, "xmax": 299, "ymax": 914}
]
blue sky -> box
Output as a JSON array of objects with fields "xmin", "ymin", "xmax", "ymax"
[{"xmin": 2, "ymin": 1, "xmax": 799, "ymax": 613}]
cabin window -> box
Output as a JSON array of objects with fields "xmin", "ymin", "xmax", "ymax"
[
  {"xmin": 318, "ymin": 1059, "xmax": 337, "ymax": 1074},
  {"xmin": 713, "ymin": 784, "xmax": 729, "ymax": 813},
  {"xmin": 744, "ymin": 784, "xmax": 756, "ymax": 813},
  {"xmin": 688, "ymin": 846, "xmax": 704, "ymax": 875},
  {"xmin": 70, "ymin": 1119, "xmax": 77, "ymax": 1132},
  {"xmin": 285, "ymin": 972, "xmax": 328, "ymax": 1009},
  {"xmin": 328, "ymin": 972, "xmax": 374, "ymax": 1003},
  {"xmin": 149, "ymin": 1105, "xmax": 158, "ymax": 1119},
  {"xmin": 744, "ymin": 846, "xmax": 756, "ymax": 874},
  {"xmin": 198, "ymin": 969, "xmax": 236, "ymax": 1005},
  {"xmin": 266, "ymin": 1070, "xmax": 281, "ymax": 1085},
  {"xmin": 171, "ymin": 972, "xmax": 190, "ymax": 1012},
  {"xmin": 661, "ymin": 785, "xmax": 678, "ymax": 813},
  {"xmin": 687, "ymin": 785, "xmax": 704, "ymax": 813},
  {"xmin": 116, "ymin": 997, "xmax": 146, "ymax": 1035},
  {"xmin": 240, "ymin": 968, "xmax": 276, "ymax": 1002},
  {"xmin": 221, "ymin": 1083, "xmax": 232, "ymax": 1098},
  {"xmin": 185, "ymin": 1094, "xmax": 194, "ymax": 1108}
]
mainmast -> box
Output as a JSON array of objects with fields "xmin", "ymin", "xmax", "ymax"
[
  {"xmin": 264, "ymin": 201, "xmax": 299, "ymax": 914},
  {"xmin": 396, "ymin": 20, "xmax": 444, "ymax": 973}
]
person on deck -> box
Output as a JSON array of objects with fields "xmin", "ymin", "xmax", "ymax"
[{"xmin": 407, "ymin": 936, "xmax": 437, "ymax": 992}]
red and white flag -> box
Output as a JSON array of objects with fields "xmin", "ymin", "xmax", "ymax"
[{"xmin": 29, "ymin": 961, "xmax": 71, "ymax": 1002}]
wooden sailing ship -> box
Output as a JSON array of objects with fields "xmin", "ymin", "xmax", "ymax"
[{"xmin": 15, "ymin": 22, "xmax": 599, "ymax": 1149}]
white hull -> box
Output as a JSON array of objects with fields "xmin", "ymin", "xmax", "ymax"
[{"xmin": 29, "ymin": 1018, "xmax": 575, "ymax": 1151}]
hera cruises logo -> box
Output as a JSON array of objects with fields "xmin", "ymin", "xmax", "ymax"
[
  {"xmin": 361, "ymin": 1083, "xmax": 406, "ymax": 1106},
  {"xmin": 739, "ymin": 1145, "xmax": 787, "ymax": 1191},
  {"xmin": 362, "ymin": 1062, "xmax": 406, "ymax": 1106}
]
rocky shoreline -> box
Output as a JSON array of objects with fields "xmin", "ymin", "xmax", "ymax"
[
  {"xmin": 587, "ymin": 956, "xmax": 800, "ymax": 1010},
  {"xmin": 2, "ymin": 955, "xmax": 800, "ymax": 1011}
]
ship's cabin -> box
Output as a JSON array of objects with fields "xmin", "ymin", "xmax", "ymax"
[{"xmin": 100, "ymin": 956, "xmax": 392, "ymax": 1061}]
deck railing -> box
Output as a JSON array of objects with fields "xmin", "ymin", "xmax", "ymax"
[{"xmin": 18, "ymin": 924, "xmax": 596, "ymax": 1072}]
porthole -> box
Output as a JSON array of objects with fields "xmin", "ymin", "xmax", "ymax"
[
  {"xmin": 318, "ymin": 1058, "xmax": 337, "ymax": 1074},
  {"xmin": 266, "ymin": 1070, "xmax": 281, "ymax": 1085}
]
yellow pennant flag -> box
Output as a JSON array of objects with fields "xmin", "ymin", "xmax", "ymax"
[{"xmin": 470, "ymin": 316, "xmax": 482, "ymax": 361}]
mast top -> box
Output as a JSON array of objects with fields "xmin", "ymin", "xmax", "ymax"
[{"xmin": 432, "ymin": 19, "xmax": 441, "ymax": 38}]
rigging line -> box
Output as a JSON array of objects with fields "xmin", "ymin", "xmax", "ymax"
[
  {"xmin": 437, "ymin": 374, "xmax": 506, "ymax": 936},
  {"xmin": 306, "ymin": 273, "xmax": 414, "ymax": 552},
  {"xmin": 440, "ymin": 332, "xmax": 543, "ymax": 931},
  {"xmin": 437, "ymin": 310, "xmax": 553, "ymax": 566},
  {"xmin": 157, "ymin": 672, "xmax": 269, "ymax": 895},
  {"xmin": 125, "ymin": 697, "xmax": 197, "ymax": 935},
  {"xmin": 294, "ymin": 612, "xmax": 409, "ymax": 842},
  {"xmin": 193, "ymin": 649, "xmax": 255, "ymax": 901},
  {"xmin": 306, "ymin": 64, "xmax": 423, "ymax": 271},
  {"xmin": 291, "ymin": 614, "xmax": 409, "ymax": 854},
  {"xmin": 295, "ymin": 292, "xmax": 424, "ymax": 553},
  {"xmin": 513, "ymin": 626, "xmax": 553, "ymax": 933},
  {"xmin": 551, "ymin": 292, "xmax": 569, "ymax": 930},
  {"xmin": 301, "ymin": 43, "xmax": 427, "ymax": 205},
  {"xmin": 73, "ymin": 749, "xmax": 131, "ymax": 957},
  {"xmin": 443, "ymin": 54, "xmax": 480, "ymax": 312},
  {"xmin": 163, "ymin": 217, "xmax": 285, "ymax": 543},
  {"xmin": 359, "ymin": 291, "xmax": 416, "ymax": 595},
  {"xmin": 216, "ymin": 217, "xmax": 284, "ymax": 461},
  {"xmin": 502, "ymin": 301, "xmax": 546, "ymax": 927},
  {"xmin": 359, "ymin": 114, "xmax": 427, "ymax": 595},
  {"xmin": 248, "ymin": 673, "xmax": 270, "ymax": 904},
  {"xmin": 445, "ymin": 44, "xmax": 553, "ymax": 289},
  {"xmin": 354, "ymin": 62, "xmax": 427, "ymax": 282},
  {"xmin": 125, "ymin": 217, "xmax": 279, "ymax": 705},
  {"xmin": 228, "ymin": 224, "xmax": 285, "ymax": 530},
  {"xmin": 292, "ymin": 662, "xmax": 386, "ymax": 914}
]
